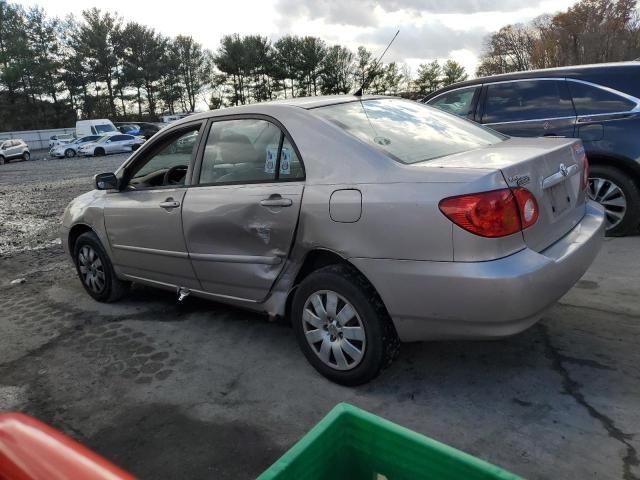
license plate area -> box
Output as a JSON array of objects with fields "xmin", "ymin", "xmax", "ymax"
[{"xmin": 549, "ymin": 181, "xmax": 571, "ymax": 216}]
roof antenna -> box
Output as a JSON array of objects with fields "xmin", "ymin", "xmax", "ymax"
[{"xmin": 353, "ymin": 29, "xmax": 400, "ymax": 97}]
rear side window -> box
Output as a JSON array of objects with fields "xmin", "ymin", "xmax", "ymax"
[
  {"xmin": 482, "ymin": 80, "xmax": 574, "ymax": 123},
  {"xmin": 313, "ymin": 99, "xmax": 504, "ymax": 164},
  {"xmin": 198, "ymin": 119, "xmax": 304, "ymax": 185},
  {"xmin": 567, "ymin": 81, "xmax": 636, "ymax": 115},
  {"xmin": 428, "ymin": 87, "xmax": 478, "ymax": 117}
]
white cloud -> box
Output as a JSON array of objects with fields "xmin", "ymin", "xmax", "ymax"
[{"xmin": 16, "ymin": 0, "xmax": 580, "ymax": 77}]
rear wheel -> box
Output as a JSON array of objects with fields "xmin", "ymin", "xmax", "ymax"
[
  {"xmin": 588, "ymin": 164, "xmax": 640, "ymax": 236},
  {"xmin": 22, "ymin": 151, "xmax": 30, "ymax": 161},
  {"xmin": 94, "ymin": 147, "xmax": 105, "ymax": 157},
  {"xmin": 64, "ymin": 148, "xmax": 75, "ymax": 158},
  {"xmin": 0, "ymin": 156, "xmax": 4, "ymax": 165},
  {"xmin": 74, "ymin": 231, "xmax": 129, "ymax": 302},
  {"xmin": 291, "ymin": 264, "xmax": 399, "ymax": 386}
]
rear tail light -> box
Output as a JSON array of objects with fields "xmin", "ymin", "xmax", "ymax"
[{"xmin": 439, "ymin": 187, "xmax": 538, "ymax": 238}]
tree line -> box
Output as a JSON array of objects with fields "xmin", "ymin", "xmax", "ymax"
[
  {"xmin": 2, "ymin": 0, "xmax": 636, "ymax": 131},
  {"xmin": 477, "ymin": 0, "xmax": 640, "ymax": 76},
  {"xmin": 0, "ymin": 1, "xmax": 470, "ymax": 130}
]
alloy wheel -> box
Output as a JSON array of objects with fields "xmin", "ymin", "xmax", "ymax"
[
  {"xmin": 587, "ymin": 176, "xmax": 627, "ymax": 230},
  {"xmin": 302, "ymin": 290, "xmax": 366, "ymax": 371},
  {"xmin": 78, "ymin": 245, "xmax": 106, "ymax": 294}
]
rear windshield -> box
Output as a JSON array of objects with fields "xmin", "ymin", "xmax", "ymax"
[{"xmin": 312, "ymin": 98, "xmax": 505, "ymax": 164}]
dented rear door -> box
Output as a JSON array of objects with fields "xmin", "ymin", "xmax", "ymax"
[{"xmin": 182, "ymin": 182, "xmax": 303, "ymax": 302}]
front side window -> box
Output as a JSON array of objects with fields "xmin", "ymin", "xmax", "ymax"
[
  {"xmin": 313, "ymin": 99, "xmax": 504, "ymax": 164},
  {"xmin": 125, "ymin": 126, "xmax": 201, "ymax": 189},
  {"xmin": 199, "ymin": 119, "xmax": 303, "ymax": 184},
  {"xmin": 482, "ymin": 80, "xmax": 575, "ymax": 123},
  {"xmin": 567, "ymin": 81, "xmax": 636, "ymax": 115},
  {"xmin": 428, "ymin": 87, "xmax": 478, "ymax": 117}
]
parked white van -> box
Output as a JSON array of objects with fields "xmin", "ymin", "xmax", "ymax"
[{"xmin": 76, "ymin": 119, "xmax": 117, "ymax": 137}]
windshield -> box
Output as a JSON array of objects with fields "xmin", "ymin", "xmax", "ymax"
[
  {"xmin": 312, "ymin": 98, "xmax": 505, "ymax": 164},
  {"xmin": 95, "ymin": 124, "xmax": 116, "ymax": 134}
]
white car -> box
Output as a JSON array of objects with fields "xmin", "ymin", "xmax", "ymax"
[
  {"xmin": 50, "ymin": 135, "xmax": 103, "ymax": 158},
  {"xmin": 78, "ymin": 134, "xmax": 145, "ymax": 157},
  {"xmin": 49, "ymin": 134, "xmax": 75, "ymax": 149},
  {"xmin": 0, "ymin": 139, "xmax": 30, "ymax": 164}
]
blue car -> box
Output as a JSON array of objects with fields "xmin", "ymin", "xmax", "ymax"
[{"xmin": 423, "ymin": 61, "xmax": 640, "ymax": 236}]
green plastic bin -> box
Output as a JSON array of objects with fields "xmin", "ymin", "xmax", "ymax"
[{"xmin": 258, "ymin": 403, "xmax": 523, "ymax": 480}]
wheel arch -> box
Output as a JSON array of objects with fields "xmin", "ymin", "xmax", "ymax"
[
  {"xmin": 283, "ymin": 248, "xmax": 391, "ymax": 325},
  {"xmin": 587, "ymin": 151, "xmax": 640, "ymax": 188},
  {"xmin": 68, "ymin": 223, "xmax": 96, "ymax": 255}
]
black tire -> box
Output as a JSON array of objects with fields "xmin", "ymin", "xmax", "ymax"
[
  {"xmin": 73, "ymin": 231, "xmax": 129, "ymax": 302},
  {"xmin": 588, "ymin": 164, "xmax": 640, "ymax": 236},
  {"xmin": 94, "ymin": 147, "xmax": 105, "ymax": 157},
  {"xmin": 291, "ymin": 264, "xmax": 400, "ymax": 386},
  {"xmin": 0, "ymin": 156, "xmax": 4, "ymax": 165},
  {"xmin": 22, "ymin": 151, "xmax": 30, "ymax": 161},
  {"xmin": 64, "ymin": 148, "xmax": 76, "ymax": 158}
]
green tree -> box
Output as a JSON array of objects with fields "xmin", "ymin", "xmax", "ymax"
[
  {"xmin": 320, "ymin": 45, "xmax": 353, "ymax": 94},
  {"xmin": 173, "ymin": 35, "xmax": 209, "ymax": 112},
  {"xmin": 273, "ymin": 35, "xmax": 302, "ymax": 99},
  {"xmin": 0, "ymin": 2, "xmax": 27, "ymax": 103},
  {"xmin": 298, "ymin": 36, "xmax": 326, "ymax": 96},
  {"xmin": 70, "ymin": 8, "xmax": 122, "ymax": 118},
  {"xmin": 415, "ymin": 60, "xmax": 442, "ymax": 95},
  {"xmin": 442, "ymin": 60, "xmax": 468, "ymax": 86}
]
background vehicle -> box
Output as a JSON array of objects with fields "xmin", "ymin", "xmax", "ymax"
[
  {"xmin": 78, "ymin": 134, "xmax": 144, "ymax": 157},
  {"xmin": 49, "ymin": 134, "xmax": 75, "ymax": 149},
  {"xmin": 423, "ymin": 62, "xmax": 640, "ymax": 236},
  {"xmin": 76, "ymin": 119, "xmax": 118, "ymax": 137},
  {"xmin": 50, "ymin": 135, "xmax": 103, "ymax": 158},
  {"xmin": 0, "ymin": 139, "xmax": 30, "ymax": 164},
  {"xmin": 114, "ymin": 122, "xmax": 163, "ymax": 139},
  {"xmin": 62, "ymin": 96, "xmax": 604, "ymax": 385}
]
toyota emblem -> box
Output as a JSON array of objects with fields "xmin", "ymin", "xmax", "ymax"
[{"xmin": 559, "ymin": 163, "xmax": 569, "ymax": 176}]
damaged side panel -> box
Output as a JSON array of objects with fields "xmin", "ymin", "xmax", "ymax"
[{"xmin": 181, "ymin": 182, "xmax": 303, "ymax": 301}]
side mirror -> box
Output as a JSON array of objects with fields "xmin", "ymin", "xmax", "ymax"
[{"xmin": 95, "ymin": 172, "xmax": 118, "ymax": 190}]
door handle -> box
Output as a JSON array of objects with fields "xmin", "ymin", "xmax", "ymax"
[
  {"xmin": 159, "ymin": 199, "xmax": 180, "ymax": 209},
  {"xmin": 260, "ymin": 196, "xmax": 292, "ymax": 207}
]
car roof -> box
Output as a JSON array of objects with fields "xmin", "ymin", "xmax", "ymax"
[
  {"xmin": 169, "ymin": 94, "xmax": 395, "ymax": 128},
  {"xmin": 423, "ymin": 61, "xmax": 640, "ymax": 100}
]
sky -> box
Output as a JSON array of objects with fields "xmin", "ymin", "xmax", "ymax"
[{"xmin": 17, "ymin": 0, "xmax": 580, "ymax": 77}]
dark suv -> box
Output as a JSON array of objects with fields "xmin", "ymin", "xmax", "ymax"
[{"xmin": 423, "ymin": 62, "xmax": 640, "ymax": 236}]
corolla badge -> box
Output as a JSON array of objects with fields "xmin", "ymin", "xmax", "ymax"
[{"xmin": 508, "ymin": 175, "xmax": 531, "ymax": 186}]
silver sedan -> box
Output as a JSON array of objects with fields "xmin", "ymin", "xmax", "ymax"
[
  {"xmin": 62, "ymin": 96, "xmax": 605, "ymax": 385},
  {"xmin": 78, "ymin": 133, "xmax": 145, "ymax": 157}
]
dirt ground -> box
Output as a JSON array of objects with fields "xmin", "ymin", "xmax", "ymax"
[{"xmin": 1, "ymin": 154, "xmax": 639, "ymax": 479}]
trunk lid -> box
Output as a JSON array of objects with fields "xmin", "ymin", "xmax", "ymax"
[{"xmin": 424, "ymin": 137, "xmax": 588, "ymax": 252}]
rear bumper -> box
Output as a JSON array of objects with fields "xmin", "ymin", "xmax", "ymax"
[{"xmin": 351, "ymin": 201, "xmax": 606, "ymax": 342}]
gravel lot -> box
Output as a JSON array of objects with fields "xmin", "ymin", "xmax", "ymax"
[{"xmin": 1, "ymin": 155, "xmax": 639, "ymax": 479}]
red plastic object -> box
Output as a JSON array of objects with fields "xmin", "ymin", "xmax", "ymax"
[{"xmin": 0, "ymin": 413, "xmax": 134, "ymax": 480}]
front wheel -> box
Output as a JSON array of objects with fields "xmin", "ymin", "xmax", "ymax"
[
  {"xmin": 74, "ymin": 231, "xmax": 129, "ymax": 302},
  {"xmin": 64, "ymin": 148, "xmax": 76, "ymax": 158},
  {"xmin": 588, "ymin": 164, "xmax": 640, "ymax": 236},
  {"xmin": 94, "ymin": 148, "xmax": 105, "ymax": 157},
  {"xmin": 291, "ymin": 264, "xmax": 399, "ymax": 386},
  {"xmin": 22, "ymin": 151, "xmax": 30, "ymax": 161}
]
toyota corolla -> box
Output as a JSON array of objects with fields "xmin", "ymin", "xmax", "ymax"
[{"xmin": 62, "ymin": 96, "xmax": 605, "ymax": 385}]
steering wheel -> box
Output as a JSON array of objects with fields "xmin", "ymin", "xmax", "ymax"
[{"xmin": 163, "ymin": 165, "xmax": 188, "ymax": 186}]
